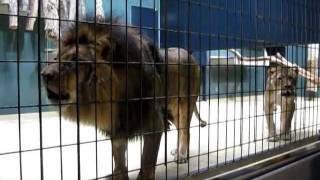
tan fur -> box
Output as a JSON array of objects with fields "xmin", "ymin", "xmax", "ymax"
[
  {"xmin": 159, "ymin": 48, "xmax": 206, "ymax": 163},
  {"xmin": 264, "ymin": 65, "xmax": 298, "ymax": 142}
]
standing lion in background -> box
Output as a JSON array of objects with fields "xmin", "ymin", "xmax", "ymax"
[
  {"xmin": 264, "ymin": 65, "xmax": 298, "ymax": 142},
  {"xmin": 41, "ymin": 21, "xmax": 205, "ymax": 179}
]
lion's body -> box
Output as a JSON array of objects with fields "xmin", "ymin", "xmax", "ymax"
[
  {"xmin": 159, "ymin": 48, "xmax": 203, "ymax": 162},
  {"xmin": 264, "ymin": 65, "xmax": 298, "ymax": 142},
  {"xmin": 42, "ymin": 23, "xmax": 164, "ymax": 179}
]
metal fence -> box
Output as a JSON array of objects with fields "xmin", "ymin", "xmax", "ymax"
[{"xmin": 0, "ymin": 0, "xmax": 320, "ymax": 179}]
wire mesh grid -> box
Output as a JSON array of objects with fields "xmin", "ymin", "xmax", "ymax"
[{"xmin": 0, "ymin": 0, "xmax": 319, "ymax": 179}]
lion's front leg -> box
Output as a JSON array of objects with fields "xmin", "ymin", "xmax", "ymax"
[
  {"xmin": 112, "ymin": 136, "xmax": 128, "ymax": 180},
  {"xmin": 264, "ymin": 92, "xmax": 278, "ymax": 142},
  {"xmin": 137, "ymin": 102, "xmax": 164, "ymax": 180},
  {"xmin": 138, "ymin": 132, "xmax": 162, "ymax": 179},
  {"xmin": 280, "ymin": 97, "xmax": 295, "ymax": 141}
]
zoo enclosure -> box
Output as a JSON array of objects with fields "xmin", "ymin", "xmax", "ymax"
[{"xmin": 0, "ymin": 0, "xmax": 320, "ymax": 179}]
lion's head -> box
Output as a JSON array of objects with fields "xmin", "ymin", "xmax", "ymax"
[
  {"xmin": 41, "ymin": 23, "xmax": 117, "ymax": 111},
  {"xmin": 268, "ymin": 65, "xmax": 298, "ymax": 96}
]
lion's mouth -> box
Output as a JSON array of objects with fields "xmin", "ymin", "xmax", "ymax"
[
  {"xmin": 46, "ymin": 88, "xmax": 70, "ymax": 101},
  {"xmin": 281, "ymin": 91, "xmax": 294, "ymax": 97}
]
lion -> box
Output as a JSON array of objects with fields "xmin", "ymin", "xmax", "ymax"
[
  {"xmin": 42, "ymin": 23, "xmax": 164, "ymax": 179},
  {"xmin": 264, "ymin": 65, "xmax": 298, "ymax": 142},
  {"xmin": 41, "ymin": 22, "xmax": 205, "ymax": 179},
  {"xmin": 159, "ymin": 48, "xmax": 207, "ymax": 163}
]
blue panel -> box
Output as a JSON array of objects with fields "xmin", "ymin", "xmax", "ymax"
[
  {"xmin": 190, "ymin": 3, "xmax": 200, "ymax": 33},
  {"xmin": 131, "ymin": 6, "xmax": 159, "ymax": 45},
  {"xmin": 160, "ymin": 0, "xmax": 320, "ymax": 50},
  {"xmin": 0, "ymin": 17, "xmax": 51, "ymax": 114}
]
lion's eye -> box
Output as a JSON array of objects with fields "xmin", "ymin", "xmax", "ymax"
[{"xmin": 277, "ymin": 77, "xmax": 282, "ymax": 80}]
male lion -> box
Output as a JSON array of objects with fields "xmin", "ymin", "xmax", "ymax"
[
  {"xmin": 264, "ymin": 65, "xmax": 298, "ymax": 142},
  {"xmin": 41, "ymin": 22, "xmax": 205, "ymax": 179},
  {"xmin": 42, "ymin": 23, "xmax": 164, "ymax": 179}
]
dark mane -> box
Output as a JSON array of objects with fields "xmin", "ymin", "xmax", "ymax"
[
  {"xmin": 61, "ymin": 18, "xmax": 161, "ymax": 64},
  {"xmin": 60, "ymin": 18, "xmax": 164, "ymax": 78},
  {"xmin": 61, "ymin": 17, "xmax": 119, "ymax": 46}
]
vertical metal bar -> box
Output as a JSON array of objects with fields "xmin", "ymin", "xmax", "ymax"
[
  {"xmin": 216, "ymin": 36, "xmax": 220, "ymax": 167},
  {"xmin": 240, "ymin": 0, "xmax": 244, "ymax": 161},
  {"xmin": 233, "ymin": 37, "xmax": 236, "ymax": 162},
  {"xmin": 110, "ymin": 0, "xmax": 114, "ymax": 177},
  {"xmin": 290, "ymin": 27, "xmax": 302, "ymax": 140},
  {"xmin": 254, "ymin": 0, "xmax": 258, "ymax": 155},
  {"xmin": 233, "ymin": 0, "xmax": 238, "ymax": 163},
  {"xmin": 152, "ymin": 0, "xmax": 158, "ymax": 177},
  {"xmin": 248, "ymin": 41, "xmax": 251, "ymax": 156},
  {"xmin": 280, "ymin": 0, "xmax": 284, "ymax": 145},
  {"xmin": 285, "ymin": 0, "xmax": 292, "ymax": 145},
  {"xmin": 225, "ymin": 0, "xmax": 229, "ymax": 164},
  {"xmin": 266, "ymin": 0, "xmax": 270, "ymax": 152},
  {"xmin": 152, "ymin": 0, "xmax": 157, "ymax": 176},
  {"xmin": 233, "ymin": 0, "xmax": 243, "ymax": 161},
  {"xmin": 261, "ymin": 0, "xmax": 265, "ymax": 152},
  {"xmin": 301, "ymin": 5, "xmax": 306, "ymax": 141},
  {"xmin": 36, "ymin": 0, "xmax": 44, "ymax": 178},
  {"xmin": 163, "ymin": 0, "xmax": 168, "ymax": 178},
  {"xmin": 187, "ymin": 0, "xmax": 191, "ymax": 175},
  {"xmin": 272, "ymin": 0, "xmax": 277, "ymax": 149},
  {"xmin": 57, "ymin": 0, "xmax": 64, "ymax": 178},
  {"xmin": 234, "ymin": 0, "xmax": 237, "ymax": 137},
  {"xmin": 197, "ymin": 1, "xmax": 201, "ymax": 173},
  {"xmin": 75, "ymin": 0, "xmax": 81, "ymax": 178},
  {"xmin": 286, "ymin": 1, "xmax": 296, "ymax": 144},
  {"xmin": 139, "ymin": 0, "xmax": 143, "ymax": 178},
  {"xmin": 298, "ymin": 34, "xmax": 303, "ymax": 142},
  {"xmin": 177, "ymin": 0, "xmax": 181, "ymax": 178},
  {"xmin": 16, "ymin": 0, "xmax": 22, "ymax": 178},
  {"xmin": 283, "ymin": 0, "xmax": 289, "ymax": 146},
  {"xmin": 310, "ymin": 45, "xmax": 316, "ymax": 137},
  {"xmin": 304, "ymin": 0, "xmax": 310, "ymax": 139},
  {"xmin": 125, "ymin": 0, "xmax": 129, "ymax": 178},
  {"xmin": 316, "ymin": 44, "xmax": 319, "ymax": 137},
  {"xmin": 277, "ymin": 55, "xmax": 280, "ymax": 150},
  {"xmin": 93, "ymin": 0, "xmax": 98, "ymax": 178},
  {"xmin": 304, "ymin": 44, "xmax": 308, "ymax": 138},
  {"xmin": 207, "ymin": 0, "xmax": 212, "ymax": 170}
]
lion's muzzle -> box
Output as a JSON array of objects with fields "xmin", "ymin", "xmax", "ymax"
[{"xmin": 41, "ymin": 66, "xmax": 71, "ymax": 102}]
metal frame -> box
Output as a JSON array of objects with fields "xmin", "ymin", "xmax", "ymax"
[{"xmin": 0, "ymin": 0, "xmax": 319, "ymax": 179}]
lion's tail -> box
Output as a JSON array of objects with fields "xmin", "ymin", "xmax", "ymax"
[{"xmin": 193, "ymin": 107, "xmax": 207, "ymax": 127}]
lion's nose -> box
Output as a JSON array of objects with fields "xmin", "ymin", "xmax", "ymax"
[{"xmin": 41, "ymin": 70, "xmax": 55, "ymax": 81}]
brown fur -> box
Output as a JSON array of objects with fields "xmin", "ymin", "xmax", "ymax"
[
  {"xmin": 42, "ymin": 22, "xmax": 164, "ymax": 179},
  {"xmin": 264, "ymin": 65, "xmax": 298, "ymax": 142},
  {"xmin": 159, "ymin": 48, "xmax": 206, "ymax": 163}
]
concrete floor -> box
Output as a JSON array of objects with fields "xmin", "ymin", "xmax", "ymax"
[{"xmin": 0, "ymin": 95, "xmax": 319, "ymax": 179}]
